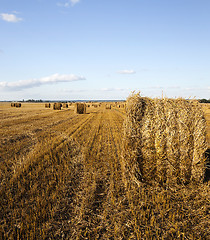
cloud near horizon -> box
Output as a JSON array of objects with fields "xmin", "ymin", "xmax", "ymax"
[
  {"xmin": 0, "ymin": 74, "xmax": 86, "ymax": 91},
  {"xmin": 0, "ymin": 13, "xmax": 22, "ymax": 22},
  {"xmin": 118, "ymin": 70, "xmax": 136, "ymax": 74}
]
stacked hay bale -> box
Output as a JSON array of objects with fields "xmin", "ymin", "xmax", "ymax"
[
  {"xmin": 45, "ymin": 103, "xmax": 51, "ymax": 108},
  {"xmin": 75, "ymin": 103, "xmax": 86, "ymax": 114},
  {"xmin": 53, "ymin": 103, "xmax": 62, "ymax": 110},
  {"xmin": 122, "ymin": 93, "xmax": 207, "ymax": 187}
]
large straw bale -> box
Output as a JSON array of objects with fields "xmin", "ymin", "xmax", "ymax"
[
  {"xmin": 176, "ymin": 99, "xmax": 195, "ymax": 184},
  {"xmin": 163, "ymin": 99, "xmax": 180, "ymax": 184},
  {"xmin": 122, "ymin": 95, "xmax": 146, "ymax": 188},
  {"xmin": 122, "ymin": 93, "xmax": 207, "ymax": 186},
  {"xmin": 75, "ymin": 103, "xmax": 86, "ymax": 114},
  {"xmin": 11, "ymin": 103, "xmax": 15, "ymax": 107},
  {"xmin": 153, "ymin": 98, "xmax": 169, "ymax": 184},
  {"xmin": 191, "ymin": 101, "xmax": 207, "ymax": 182}
]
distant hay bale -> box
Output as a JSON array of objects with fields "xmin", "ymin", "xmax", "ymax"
[
  {"xmin": 53, "ymin": 103, "xmax": 62, "ymax": 110},
  {"xmin": 105, "ymin": 104, "xmax": 111, "ymax": 109},
  {"xmin": 92, "ymin": 104, "xmax": 98, "ymax": 108},
  {"xmin": 75, "ymin": 103, "xmax": 86, "ymax": 114},
  {"xmin": 122, "ymin": 93, "xmax": 207, "ymax": 187},
  {"xmin": 63, "ymin": 103, "xmax": 68, "ymax": 108},
  {"xmin": 45, "ymin": 103, "xmax": 51, "ymax": 108},
  {"xmin": 15, "ymin": 103, "xmax": 21, "ymax": 108},
  {"xmin": 118, "ymin": 103, "xmax": 125, "ymax": 108},
  {"xmin": 11, "ymin": 103, "xmax": 15, "ymax": 107}
]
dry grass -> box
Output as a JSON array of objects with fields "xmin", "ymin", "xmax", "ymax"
[
  {"xmin": 0, "ymin": 136, "xmax": 84, "ymax": 239},
  {"xmin": 0, "ymin": 100, "xmax": 209, "ymax": 239}
]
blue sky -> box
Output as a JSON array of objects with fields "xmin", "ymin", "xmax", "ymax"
[{"xmin": 0, "ymin": 0, "xmax": 209, "ymax": 100}]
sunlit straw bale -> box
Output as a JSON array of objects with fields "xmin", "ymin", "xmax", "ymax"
[{"xmin": 122, "ymin": 92, "xmax": 207, "ymax": 186}]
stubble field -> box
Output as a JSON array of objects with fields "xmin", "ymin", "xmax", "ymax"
[{"xmin": 0, "ymin": 102, "xmax": 210, "ymax": 239}]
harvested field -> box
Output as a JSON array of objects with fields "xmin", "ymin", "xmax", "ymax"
[{"xmin": 0, "ymin": 101, "xmax": 209, "ymax": 239}]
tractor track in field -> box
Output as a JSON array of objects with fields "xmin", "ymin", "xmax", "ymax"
[{"xmin": 72, "ymin": 109, "xmax": 126, "ymax": 238}]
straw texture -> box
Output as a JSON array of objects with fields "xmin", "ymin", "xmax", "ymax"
[{"xmin": 122, "ymin": 93, "xmax": 207, "ymax": 186}]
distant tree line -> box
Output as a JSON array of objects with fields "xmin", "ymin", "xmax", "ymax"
[
  {"xmin": 15, "ymin": 98, "xmax": 210, "ymax": 103},
  {"xmin": 199, "ymin": 99, "xmax": 210, "ymax": 103},
  {"xmin": 24, "ymin": 99, "xmax": 43, "ymax": 102}
]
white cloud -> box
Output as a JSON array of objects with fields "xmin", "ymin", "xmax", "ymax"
[
  {"xmin": 0, "ymin": 13, "xmax": 22, "ymax": 23},
  {"xmin": 70, "ymin": 0, "xmax": 80, "ymax": 5},
  {"xmin": 57, "ymin": 0, "xmax": 80, "ymax": 7},
  {"xmin": 118, "ymin": 70, "xmax": 136, "ymax": 74},
  {"xmin": 0, "ymin": 73, "xmax": 86, "ymax": 91}
]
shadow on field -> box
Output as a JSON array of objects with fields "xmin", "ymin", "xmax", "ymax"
[{"xmin": 204, "ymin": 148, "xmax": 210, "ymax": 182}]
